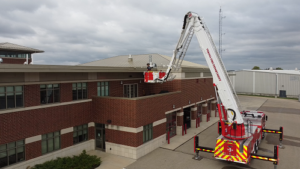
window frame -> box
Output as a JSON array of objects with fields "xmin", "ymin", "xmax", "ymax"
[
  {"xmin": 40, "ymin": 84, "xmax": 60, "ymax": 104},
  {"xmin": 0, "ymin": 86, "xmax": 24, "ymax": 110},
  {"xmin": 123, "ymin": 83, "xmax": 138, "ymax": 98},
  {"xmin": 41, "ymin": 131, "xmax": 61, "ymax": 155},
  {"xmin": 143, "ymin": 123, "xmax": 153, "ymax": 143},
  {"xmin": 97, "ymin": 82, "xmax": 109, "ymax": 97},
  {"xmin": 72, "ymin": 82, "xmax": 88, "ymax": 100},
  {"xmin": 73, "ymin": 124, "xmax": 89, "ymax": 145},
  {"xmin": 0, "ymin": 140, "xmax": 25, "ymax": 168}
]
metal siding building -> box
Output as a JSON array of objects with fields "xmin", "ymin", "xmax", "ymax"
[{"xmin": 229, "ymin": 70, "xmax": 300, "ymax": 98}]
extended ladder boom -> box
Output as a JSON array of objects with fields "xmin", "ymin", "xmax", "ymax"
[{"xmin": 163, "ymin": 12, "xmax": 243, "ymax": 124}]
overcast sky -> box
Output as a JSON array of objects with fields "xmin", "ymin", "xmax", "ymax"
[{"xmin": 0, "ymin": 0, "xmax": 299, "ymax": 70}]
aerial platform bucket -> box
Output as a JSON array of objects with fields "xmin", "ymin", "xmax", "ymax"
[{"xmin": 144, "ymin": 71, "xmax": 166, "ymax": 83}]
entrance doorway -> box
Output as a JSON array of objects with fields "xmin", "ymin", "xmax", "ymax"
[
  {"xmin": 95, "ymin": 123, "xmax": 105, "ymax": 151},
  {"xmin": 183, "ymin": 107, "xmax": 191, "ymax": 129},
  {"xmin": 166, "ymin": 112, "xmax": 177, "ymax": 139}
]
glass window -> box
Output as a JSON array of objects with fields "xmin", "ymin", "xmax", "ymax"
[
  {"xmin": 0, "ymin": 140, "xmax": 24, "ymax": 168},
  {"xmin": 73, "ymin": 124, "xmax": 88, "ymax": 144},
  {"xmin": 0, "ymin": 86, "xmax": 24, "ymax": 110},
  {"xmin": 143, "ymin": 123, "xmax": 153, "ymax": 143},
  {"xmin": 123, "ymin": 84, "xmax": 138, "ymax": 98},
  {"xmin": 40, "ymin": 84, "xmax": 60, "ymax": 104},
  {"xmin": 72, "ymin": 83, "xmax": 87, "ymax": 100},
  {"xmin": 97, "ymin": 82, "xmax": 109, "ymax": 97},
  {"xmin": 42, "ymin": 131, "xmax": 60, "ymax": 154}
]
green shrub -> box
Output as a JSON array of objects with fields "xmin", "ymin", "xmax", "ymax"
[{"xmin": 31, "ymin": 150, "xmax": 101, "ymax": 169}]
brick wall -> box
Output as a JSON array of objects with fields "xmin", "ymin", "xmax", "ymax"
[
  {"xmin": 88, "ymin": 126, "xmax": 95, "ymax": 140},
  {"xmin": 88, "ymin": 82, "xmax": 97, "ymax": 99},
  {"xmin": 60, "ymin": 83, "xmax": 72, "ymax": 102},
  {"xmin": 93, "ymin": 78, "xmax": 214, "ymax": 128},
  {"xmin": 153, "ymin": 123, "xmax": 166, "ymax": 139},
  {"xmin": 0, "ymin": 102, "xmax": 92, "ymax": 145},
  {"xmin": 93, "ymin": 97, "xmax": 137, "ymax": 127},
  {"xmin": 25, "ymin": 140, "xmax": 42, "ymax": 160},
  {"xmin": 24, "ymin": 85, "xmax": 40, "ymax": 107},
  {"xmin": 177, "ymin": 116, "xmax": 183, "ymax": 126},
  {"xmin": 61, "ymin": 132, "xmax": 73, "ymax": 149},
  {"xmin": 105, "ymin": 129, "xmax": 142, "ymax": 147},
  {"xmin": 1, "ymin": 58, "xmax": 32, "ymax": 64}
]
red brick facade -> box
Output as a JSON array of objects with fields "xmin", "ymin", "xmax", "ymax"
[
  {"xmin": 153, "ymin": 123, "xmax": 166, "ymax": 139},
  {"xmin": 61, "ymin": 132, "xmax": 73, "ymax": 149},
  {"xmin": 88, "ymin": 126, "xmax": 95, "ymax": 140},
  {"xmin": 0, "ymin": 101, "xmax": 92, "ymax": 144},
  {"xmin": 0, "ymin": 58, "xmax": 32, "ymax": 64},
  {"xmin": 25, "ymin": 141, "xmax": 42, "ymax": 160},
  {"xmin": 24, "ymin": 85, "xmax": 40, "ymax": 107},
  {"xmin": 60, "ymin": 83, "xmax": 73, "ymax": 102},
  {"xmin": 105, "ymin": 129, "xmax": 143, "ymax": 147},
  {"xmin": 0, "ymin": 76, "xmax": 215, "ymax": 163}
]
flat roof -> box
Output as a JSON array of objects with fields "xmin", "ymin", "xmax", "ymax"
[
  {"xmin": 0, "ymin": 42, "xmax": 44, "ymax": 53},
  {"xmin": 0, "ymin": 63, "xmax": 209, "ymax": 73},
  {"xmin": 80, "ymin": 53, "xmax": 208, "ymax": 69},
  {"xmin": 236, "ymin": 69, "xmax": 300, "ymax": 75}
]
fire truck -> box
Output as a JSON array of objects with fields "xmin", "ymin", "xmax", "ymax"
[{"xmin": 144, "ymin": 12, "xmax": 283, "ymax": 168}]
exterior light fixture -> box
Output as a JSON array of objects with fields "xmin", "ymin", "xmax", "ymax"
[
  {"xmin": 201, "ymin": 97, "xmax": 202, "ymax": 100},
  {"xmin": 140, "ymin": 80, "xmax": 141, "ymax": 83},
  {"xmin": 173, "ymin": 105, "xmax": 175, "ymax": 108},
  {"xmin": 189, "ymin": 100, "xmax": 191, "ymax": 104},
  {"xmin": 121, "ymin": 81, "xmax": 123, "ymax": 84}
]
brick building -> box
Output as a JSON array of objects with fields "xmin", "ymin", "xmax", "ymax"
[{"xmin": 0, "ymin": 44, "xmax": 217, "ymax": 169}]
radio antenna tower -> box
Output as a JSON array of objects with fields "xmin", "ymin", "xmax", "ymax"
[{"xmin": 219, "ymin": 6, "xmax": 226, "ymax": 58}]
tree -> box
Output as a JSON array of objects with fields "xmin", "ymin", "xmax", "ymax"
[
  {"xmin": 252, "ymin": 66, "xmax": 260, "ymax": 70},
  {"xmin": 275, "ymin": 67, "xmax": 283, "ymax": 70}
]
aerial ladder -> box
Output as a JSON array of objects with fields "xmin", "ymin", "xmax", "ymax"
[{"xmin": 144, "ymin": 11, "xmax": 283, "ymax": 168}]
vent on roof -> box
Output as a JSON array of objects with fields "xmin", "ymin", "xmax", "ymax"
[{"xmin": 128, "ymin": 54, "xmax": 133, "ymax": 62}]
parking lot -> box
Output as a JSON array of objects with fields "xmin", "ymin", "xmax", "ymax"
[{"xmin": 126, "ymin": 96, "xmax": 300, "ymax": 169}]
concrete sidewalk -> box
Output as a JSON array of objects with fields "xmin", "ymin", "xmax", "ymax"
[
  {"xmin": 160, "ymin": 116, "xmax": 220, "ymax": 150},
  {"xmin": 87, "ymin": 150, "xmax": 136, "ymax": 169}
]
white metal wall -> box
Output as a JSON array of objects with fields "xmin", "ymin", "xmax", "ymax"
[
  {"xmin": 254, "ymin": 72, "xmax": 276, "ymax": 95},
  {"xmin": 232, "ymin": 70, "xmax": 300, "ymax": 98},
  {"xmin": 234, "ymin": 71, "xmax": 253, "ymax": 93},
  {"xmin": 278, "ymin": 74, "xmax": 300, "ymax": 97}
]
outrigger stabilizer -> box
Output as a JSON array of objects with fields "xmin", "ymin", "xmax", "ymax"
[{"xmin": 194, "ymin": 134, "xmax": 281, "ymax": 169}]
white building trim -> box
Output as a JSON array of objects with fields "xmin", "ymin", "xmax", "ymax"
[
  {"xmin": 61, "ymin": 127, "xmax": 74, "ymax": 134},
  {"xmin": 25, "ymin": 135, "xmax": 41, "ymax": 144}
]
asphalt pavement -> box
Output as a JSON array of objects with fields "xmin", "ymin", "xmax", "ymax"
[{"xmin": 125, "ymin": 95, "xmax": 300, "ymax": 169}]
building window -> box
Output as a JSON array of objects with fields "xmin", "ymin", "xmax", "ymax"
[
  {"xmin": 72, "ymin": 83, "xmax": 87, "ymax": 100},
  {"xmin": 73, "ymin": 124, "xmax": 88, "ymax": 144},
  {"xmin": 143, "ymin": 123, "xmax": 153, "ymax": 143},
  {"xmin": 42, "ymin": 131, "xmax": 60, "ymax": 154},
  {"xmin": 0, "ymin": 140, "xmax": 25, "ymax": 168},
  {"xmin": 124, "ymin": 84, "xmax": 138, "ymax": 98},
  {"xmin": 0, "ymin": 52, "xmax": 31, "ymax": 59},
  {"xmin": 97, "ymin": 82, "xmax": 109, "ymax": 96},
  {"xmin": 0, "ymin": 86, "xmax": 23, "ymax": 110},
  {"xmin": 40, "ymin": 84, "xmax": 60, "ymax": 104}
]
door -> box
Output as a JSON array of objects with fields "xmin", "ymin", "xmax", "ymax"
[
  {"xmin": 166, "ymin": 112, "xmax": 177, "ymax": 140},
  {"xmin": 95, "ymin": 124, "xmax": 105, "ymax": 151},
  {"xmin": 183, "ymin": 107, "xmax": 191, "ymax": 129}
]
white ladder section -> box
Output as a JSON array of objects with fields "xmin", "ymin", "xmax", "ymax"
[{"xmin": 173, "ymin": 27, "xmax": 194, "ymax": 71}]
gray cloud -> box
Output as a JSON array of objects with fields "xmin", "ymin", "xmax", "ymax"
[{"xmin": 0, "ymin": 0, "xmax": 299, "ymax": 70}]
